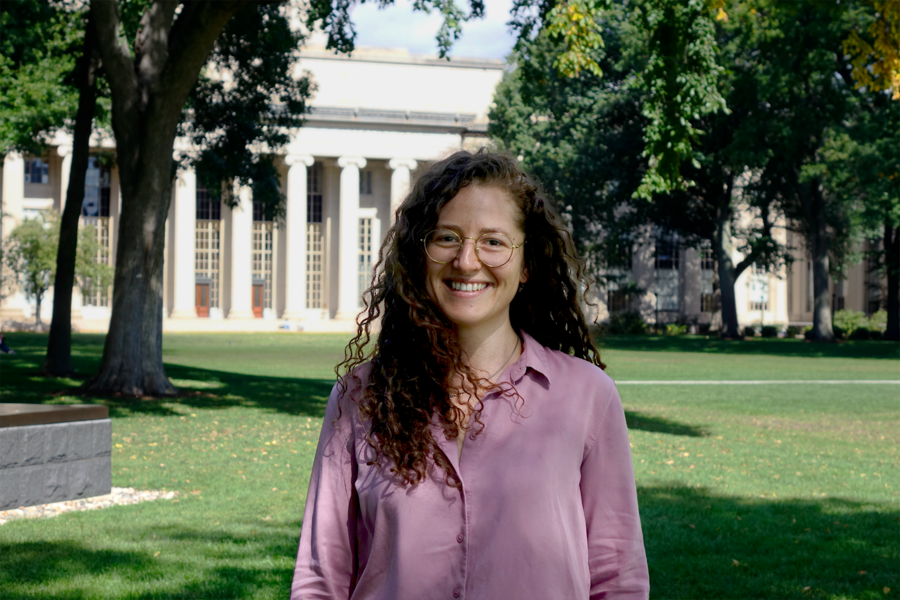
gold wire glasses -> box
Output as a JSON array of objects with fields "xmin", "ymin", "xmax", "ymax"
[{"xmin": 422, "ymin": 229, "xmax": 524, "ymax": 268}]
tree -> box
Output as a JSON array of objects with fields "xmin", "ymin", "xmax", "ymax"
[
  {"xmin": 0, "ymin": 1, "xmax": 80, "ymax": 155},
  {"xmin": 43, "ymin": 9, "xmax": 104, "ymax": 376},
  {"xmin": 746, "ymin": 1, "xmax": 866, "ymax": 342},
  {"xmin": 84, "ymin": 0, "xmax": 310, "ymax": 396},
  {"xmin": 818, "ymin": 96, "xmax": 900, "ymax": 340},
  {"xmin": 2, "ymin": 211, "xmax": 111, "ymax": 329},
  {"xmin": 489, "ymin": 2, "xmax": 784, "ymax": 338}
]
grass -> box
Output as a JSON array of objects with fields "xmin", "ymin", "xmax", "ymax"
[{"xmin": 0, "ymin": 332, "xmax": 897, "ymax": 599}]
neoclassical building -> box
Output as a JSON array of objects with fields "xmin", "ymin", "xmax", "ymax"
[
  {"xmin": 0, "ymin": 46, "xmax": 504, "ymax": 332},
  {"xmin": 0, "ymin": 45, "xmax": 886, "ymax": 333}
]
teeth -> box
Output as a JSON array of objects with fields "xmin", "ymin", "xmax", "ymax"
[{"xmin": 451, "ymin": 281, "xmax": 487, "ymax": 292}]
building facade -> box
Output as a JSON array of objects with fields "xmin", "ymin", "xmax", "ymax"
[
  {"xmin": 0, "ymin": 46, "xmax": 886, "ymax": 333},
  {"xmin": 0, "ymin": 46, "xmax": 504, "ymax": 332}
]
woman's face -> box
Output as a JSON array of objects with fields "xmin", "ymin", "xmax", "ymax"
[{"xmin": 424, "ymin": 184, "xmax": 527, "ymax": 334}]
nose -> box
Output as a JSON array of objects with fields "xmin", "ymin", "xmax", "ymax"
[{"xmin": 454, "ymin": 238, "xmax": 481, "ymax": 272}]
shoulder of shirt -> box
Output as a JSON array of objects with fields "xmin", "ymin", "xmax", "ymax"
[{"xmin": 530, "ymin": 341, "xmax": 616, "ymax": 393}]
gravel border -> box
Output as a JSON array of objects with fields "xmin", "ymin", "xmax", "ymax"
[{"xmin": 0, "ymin": 487, "xmax": 178, "ymax": 525}]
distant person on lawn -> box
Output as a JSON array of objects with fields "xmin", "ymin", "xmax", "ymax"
[
  {"xmin": 0, "ymin": 333, "xmax": 13, "ymax": 354},
  {"xmin": 291, "ymin": 150, "xmax": 649, "ymax": 600}
]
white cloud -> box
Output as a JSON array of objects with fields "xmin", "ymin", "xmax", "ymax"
[{"xmin": 351, "ymin": 0, "xmax": 517, "ymax": 60}]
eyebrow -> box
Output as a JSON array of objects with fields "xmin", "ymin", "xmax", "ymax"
[{"xmin": 435, "ymin": 224, "xmax": 512, "ymax": 236}]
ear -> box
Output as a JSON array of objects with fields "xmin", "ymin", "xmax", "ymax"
[{"xmin": 520, "ymin": 265, "xmax": 529, "ymax": 284}]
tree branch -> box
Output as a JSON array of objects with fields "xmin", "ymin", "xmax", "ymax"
[
  {"xmin": 91, "ymin": 0, "xmax": 139, "ymax": 129},
  {"xmin": 135, "ymin": 0, "xmax": 179, "ymax": 92},
  {"xmin": 157, "ymin": 0, "xmax": 249, "ymax": 110}
]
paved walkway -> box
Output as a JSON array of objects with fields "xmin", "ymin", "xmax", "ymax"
[{"xmin": 615, "ymin": 380, "xmax": 900, "ymax": 384}]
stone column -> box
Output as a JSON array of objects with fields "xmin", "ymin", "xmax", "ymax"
[
  {"xmin": 226, "ymin": 185, "xmax": 255, "ymax": 319},
  {"xmin": 57, "ymin": 145, "xmax": 73, "ymax": 211},
  {"xmin": 336, "ymin": 156, "xmax": 366, "ymax": 320},
  {"xmin": 0, "ymin": 153, "xmax": 27, "ymax": 321},
  {"xmin": 282, "ymin": 154, "xmax": 314, "ymax": 321},
  {"xmin": 169, "ymin": 166, "xmax": 197, "ymax": 319},
  {"xmin": 387, "ymin": 158, "xmax": 417, "ymax": 224}
]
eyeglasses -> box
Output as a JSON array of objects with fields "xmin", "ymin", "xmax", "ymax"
[{"xmin": 422, "ymin": 229, "xmax": 524, "ymax": 268}]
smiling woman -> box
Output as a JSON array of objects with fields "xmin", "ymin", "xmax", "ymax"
[{"xmin": 290, "ymin": 150, "xmax": 649, "ymax": 600}]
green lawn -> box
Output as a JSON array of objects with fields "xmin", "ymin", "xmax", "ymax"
[{"xmin": 0, "ymin": 333, "xmax": 897, "ymax": 599}]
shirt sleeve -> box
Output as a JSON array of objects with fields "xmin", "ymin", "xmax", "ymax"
[
  {"xmin": 581, "ymin": 378, "xmax": 650, "ymax": 600},
  {"xmin": 291, "ymin": 381, "xmax": 359, "ymax": 600}
]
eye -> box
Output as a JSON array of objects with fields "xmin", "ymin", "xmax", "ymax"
[{"xmin": 481, "ymin": 236, "xmax": 510, "ymax": 248}]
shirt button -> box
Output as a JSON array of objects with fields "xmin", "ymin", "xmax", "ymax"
[
  {"xmin": 453, "ymin": 589, "xmax": 461, "ymax": 598},
  {"xmin": 456, "ymin": 534, "xmax": 464, "ymax": 543},
  {"xmin": 469, "ymin": 434, "xmax": 476, "ymax": 440}
]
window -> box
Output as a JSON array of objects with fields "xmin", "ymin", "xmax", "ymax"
[
  {"xmin": 700, "ymin": 247, "xmax": 715, "ymax": 271},
  {"xmin": 655, "ymin": 237, "xmax": 679, "ymax": 270},
  {"xmin": 749, "ymin": 264, "xmax": 768, "ymax": 312},
  {"xmin": 82, "ymin": 218, "xmax": 111, "ymax": 308},
  {"xmin": 82, "ymin": 157, "xmax": 110, "ymax": 217},
  {"xmin": 359, "ymin": 170, "xmax": 372, "ymax": 195},
  {"xmin": 24, "ymin": 158, "xmax": 49, "ymax": 184},
  {"xmin": 607, "ymin": 290, "xmax": 629, "ymax": 313},
  {"xmin": 702, "ymin": 294, "xmax": 719, "ymax": 313},
  {"xmin": 195, "ymin": 186, "xmax": 221, "ymax": 312},
  {"xmin": 196, "ymin": 188, "xmax": 221, "ymax": 220},
  {"xmin": 252, "ymin": 200, "xmax": 274, "ymax": 311},
  {"xmin": 307, "ymin": 161, "xmax": 324, "ymax": 309},
  {"xmin": 359, "ymin": 217, "xmax": 373, "ymax": 305}
]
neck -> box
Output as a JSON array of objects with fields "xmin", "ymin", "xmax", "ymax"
[{"xmin": 456, "ymin": 322, "xmax": 521, "ymax": 379}]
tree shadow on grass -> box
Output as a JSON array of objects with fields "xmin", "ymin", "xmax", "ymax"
[
  {"xmin": 625, "ymin": 411, "xmax": 710, "ymax": 437},
  {"xmin": 640, "ymin": 484, "xmax": 899, "ymax": 599},
  {"xmin": 0, "ymin": 519, "xmax": 300, "ymax": 600},
  {"xmin": 97, "ymin": 364, "xmax": 335, "ymax": 419},
  {"xmin": 599, "ymin": 334, "xmax": 900, "ymax": 361},
  {"xmin": 0, "ymin": 334, "xmax": 335, "ymax": 419}
]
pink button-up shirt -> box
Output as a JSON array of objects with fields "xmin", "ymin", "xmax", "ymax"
[{"xmin": 291, "ymin": 331, "xmax": 649, "ymax": 600}]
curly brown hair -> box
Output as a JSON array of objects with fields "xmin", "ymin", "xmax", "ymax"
[{"xmin": 336, "ymin": 149, "xmax": 603, "ymax": 489}]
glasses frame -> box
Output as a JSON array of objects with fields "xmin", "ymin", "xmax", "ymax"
[{"xmin": 421, "ymin": 229, "xmax": 525, "ymax": 268}]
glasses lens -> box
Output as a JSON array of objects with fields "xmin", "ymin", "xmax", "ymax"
[
  {"xmin": 476, "ymin": 233, "xmax": 514, "ymax": 267},
  {"xmin": 424, "ymin": 230, "xmax": 461, "ymax": 263}
]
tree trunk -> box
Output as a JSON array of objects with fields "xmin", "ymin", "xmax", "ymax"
[
  {"xmin": 713, "ymin": 213, "xmax": 741, "ymax": 339},
  {"xmin": 884, "ymin": 220, "xmax": 899, "ymax": 341},
  {"xmin": 82, "ymin": 153, "xmax": 175, "ymax": 396},
  {"xmin": 34, "ymin": 291, "xmax": 43, "ymax": 329},
  {"xmin": 83, "ymin": 0, "xmax": 247, "ymax": 396},
  {"xmin": 808, "ymin": 188, "xmax": 835, "ymax": 341},
  {"xmin": 42, "ymin": 14, "xmax": 99, "ymax": 376}
]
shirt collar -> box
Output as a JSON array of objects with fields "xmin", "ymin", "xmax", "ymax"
[{"xmin": 507, "ymin": 330, "xmax": 552, "ymax": 385}]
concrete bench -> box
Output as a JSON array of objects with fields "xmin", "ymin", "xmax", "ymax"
[{"xmin": 0, "ymin": 404, "xmax": 111, "ymax": 511}]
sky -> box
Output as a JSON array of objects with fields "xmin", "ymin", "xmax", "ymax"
[{"xmin": 349, "ymin": 0, "xmax": 519, "ymax": 60}]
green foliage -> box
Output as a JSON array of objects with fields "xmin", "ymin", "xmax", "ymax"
[
  {"xmin": 0, "ymin": 0, "xmax": 81, "ymax": 155},
  {"xmin": 869, "ymin": 309, "xmax": 888, "ymax": 332},
  {"xmin": 546, "ymin": 0, "xmax": 608, "ymax": 77},
  {"xmin": 489, "ymin": 10, "xmax": 648, "ymax": 273},
  {"xmin": 607, "ymin": 310, "xmax": 648, "ymax": 335},
  {"xmin": 785, "ymin": 325, "xmax": 800, "ymax": 338},
  {"xmin": 742, "ymin": 325, "xmax": 758, "ymax": 338},
  {"xmin": 181, "ymin": 4, "xmax": 312, "ymax": 220},
  {"xmin": 1, "ymin": 211, "xmax": 113, "ymax": 314},
  {"xmin": 760, "ymin": 325, "xmax": 778, "ymax": 338},
  {"xmin": 665, "ymin": 323, "xmax": 688, "ymax": 336},
  {"xmin": 848, "ymin": 327, "xmax": 871, "ymax": 340},
  {"xmin": 833, "ymin": 309, "xmax": 870, "ymax": 336},
  {"xmin": 2, "ymin": 212, "xmax": 59, "ymax": 307},
  {"xmin": 634, "ymin": 0, "xmax": 728, "ymax": 199}
]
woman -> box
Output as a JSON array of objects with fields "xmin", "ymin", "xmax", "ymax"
[{"xmin": 291, "ymin": 150, "xmax": 649, "ymax": 600}]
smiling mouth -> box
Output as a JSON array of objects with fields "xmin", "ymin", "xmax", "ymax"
[{"xmin": 448, "ymin": 281, "xmax": 488, "ymax": 292}]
